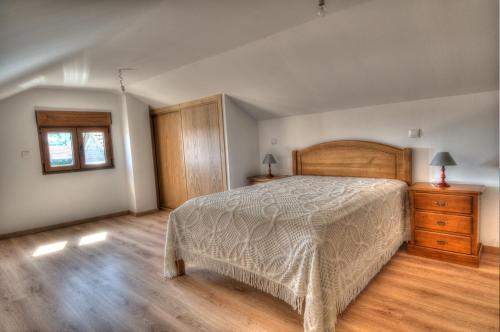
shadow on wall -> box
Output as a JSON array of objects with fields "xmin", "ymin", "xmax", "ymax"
[
  {"xmin": 408, "ymin": 146, "xmax": 498, "ymax": 185},
  {"xmin": 226, "ymin": 96, "xmax": 282, "ymax": 120},
  {"xmin": 411, "ymin": 147, "xmax": 433, "ymax": 182},
  {"xmin": 480, "ymin": 156, "xmax": 499, "ymax": 168},
  {"xmin": 425, "ymin": 108, "xmax": 499, "ymax": 184}
]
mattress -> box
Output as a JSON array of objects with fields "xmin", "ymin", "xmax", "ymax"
[{"xmin": 165, "ymin": 176, "xmax": 409, "ymax": 332}]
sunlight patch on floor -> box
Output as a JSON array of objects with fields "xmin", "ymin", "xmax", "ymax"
[
  {"xmin": 79, "ymin": 232, "xmax": 107, "ymax": 246},
  {"xmin": 32, "ymin": 241, "xmax": 67, "ymax": 257}
]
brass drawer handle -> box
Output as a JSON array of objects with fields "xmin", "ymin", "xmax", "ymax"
[
  {"xmin": 436, "ymin": 240, "xmax": 448, "ymax": 245},
  {"xmin": 434, "ymin": 200, "xmax": 447, "ymax": 207},
  {"xmin": 436, "ymin": 220, "xmax": 447, "ymax": 226}
]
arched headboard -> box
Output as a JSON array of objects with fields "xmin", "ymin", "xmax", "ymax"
[{"xmin": 292, "ymin": 140, "xmax": 412, "ymax": 185}]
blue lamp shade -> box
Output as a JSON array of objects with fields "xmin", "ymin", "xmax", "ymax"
[
  {"xmin": 262, "ymin": 154, "xmax": 277, "ymax": 165},
  {"xmin": 430, "ymin": 152, "xmax": 457, "ymax": 166}
]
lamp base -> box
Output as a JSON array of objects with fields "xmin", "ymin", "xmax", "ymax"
[
  {"xmin": 267, "ymin": 163, "xmax": 274, "ymax": 178},
  {"xmin": 432, "ymin": 165, "xmax": 450, "ymax": 188}
]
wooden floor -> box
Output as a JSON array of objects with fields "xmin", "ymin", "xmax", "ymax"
[{"xmin": 0, "ymin": 211, "xmax": 498, "ymax": 332}]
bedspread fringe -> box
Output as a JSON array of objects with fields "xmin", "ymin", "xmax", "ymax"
[
  {"xmin": 335, "ymin": 238, "xmax": 403, "ymax": 314},
  {"xmin": 165, "ymin": 249, "xmax": 305, "ymax": 314}
]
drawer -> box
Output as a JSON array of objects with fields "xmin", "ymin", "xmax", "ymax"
[
  {"xmin": 415, "ymin": 230, "xmax": 471, "ymax": 254},
  {"xmin": 415, "ymin": 211, "xmax": 472, "ymax": 235},
  {"xmin": 414, "ymin": 193, "xmax": 472, "ymax": 214}
]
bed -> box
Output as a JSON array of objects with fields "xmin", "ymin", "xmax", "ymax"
[{"xmin": 164, "ymin": 140, "xmax": 412, "ymax": 332}]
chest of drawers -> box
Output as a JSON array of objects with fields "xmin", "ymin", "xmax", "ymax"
[{"xmin": 407, "ymin": 183, "xmax": 484, "ymax": 267}]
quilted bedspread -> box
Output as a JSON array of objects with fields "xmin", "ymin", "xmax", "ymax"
[{"xmin": 164, "ymin": 176, "xmax": 409, "ymax": 332}]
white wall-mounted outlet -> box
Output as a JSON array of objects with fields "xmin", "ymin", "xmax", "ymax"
[
  {"xmin": 271, "ymin": 137, "xmax": 278, "ymax": 145},
  {"xmin": 408, "ymin": 128, "xmax": 421, "ymax": 138}
]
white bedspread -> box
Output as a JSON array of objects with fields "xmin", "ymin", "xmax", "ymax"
[{"xmin": 164, "ymin": 176, "xmax": 409, "ymax": 332}]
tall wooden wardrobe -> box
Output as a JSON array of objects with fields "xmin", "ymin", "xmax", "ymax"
[{"xmin": 151, "ymin": 95, "xmax": 228, "ymax": 209}]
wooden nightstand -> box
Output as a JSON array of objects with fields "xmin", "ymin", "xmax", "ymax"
[
  {"xmin": 247, "ymin": 175, "xmax": 289, "ymax": 185},
  {"xmin": 407, "ymin": 182, "xmax": 485, "ymax": 267}
]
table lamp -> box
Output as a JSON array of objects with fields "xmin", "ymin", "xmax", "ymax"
[
  {"xmin": 262, "ymin": 154, "xmax": 277, "ymax": 177},
  {"xmin": 430, "ymin": 152, "xmax": 456, "ymax": 187}
]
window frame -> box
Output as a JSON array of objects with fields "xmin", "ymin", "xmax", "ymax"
[
  {"xmin": 36, "ymin": 111, "xmax": 114, "ymax": 175},
  {"xmin": 77, "ymin": 127, "xmax": 113, "ymax": 170},
  {"xmin": 40, "ymin": 127, "xmax": 81, "ymax": 173}
]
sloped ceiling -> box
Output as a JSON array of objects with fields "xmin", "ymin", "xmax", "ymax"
[
  {"xmin": 0, "ymin": 0, "xmax": 318, "ymax": 98},
  {"xmin": 1, "ymin": 0, "xmax": 498, "ymax": 119}
]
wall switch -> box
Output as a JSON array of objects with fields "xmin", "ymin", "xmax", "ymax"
[
  {"xmin": 21, "ymin": 150, "xmax": 30, "ymax": 158},
  {"xmin": 408, "ymin": 129, "xmax": 421, "ymax": 138},
  {"xmin": 271, "ymin": 138, "xmax": 278, "ymax": 145}
]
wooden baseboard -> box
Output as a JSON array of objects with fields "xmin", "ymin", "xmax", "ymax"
[
  {"xmin": 407, "ymin": 243, "xmax": 482, "ymax": 267},
  {"xmin": 483, "ymin": 245, "xmax": 500, "ymax": 255},
  {"xmin": 0, "ymin": 210, "xmax": 130, "ymax": 240},
  {"xmin": 130, "ymin": 209, "xmax": 160, "ymax": 217}
]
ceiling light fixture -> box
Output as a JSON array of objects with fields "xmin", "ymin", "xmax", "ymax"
[
  {"xmin": 118, "ymin": 68, "xmax": 135, "ymax": 93},
  {"xmin": 317, "ymin": 0, "xmax": 326, "ymax": 17}
]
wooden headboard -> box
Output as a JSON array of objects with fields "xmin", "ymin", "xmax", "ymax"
[{"xmin": 292, "ymin": 140, "xmax": 412, "ymax": 185}]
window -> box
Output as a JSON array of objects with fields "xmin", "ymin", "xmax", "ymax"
[
  {"xmin": 78, "ymin": 128, "xmax": 113, "ymax": 169},
  {"xmin": 40, "ymin": 128, "xmax": 79, "ymax": 172},
  {"xmin": 36, "ymin": 111, "xmax": 114, "ymax": 174}
]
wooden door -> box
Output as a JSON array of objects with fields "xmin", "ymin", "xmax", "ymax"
[
  {"xmin": 153, "ymin": 111, "xmax": 188, "ymax": 209},
  {"xmin": 181, "ymin": 100, "xmax": 227, "ymax": 199}
]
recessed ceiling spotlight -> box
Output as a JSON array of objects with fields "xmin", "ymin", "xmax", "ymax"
[{"xmin": 317, "ymin": 0, "xmax": 326, "ymax": 17}]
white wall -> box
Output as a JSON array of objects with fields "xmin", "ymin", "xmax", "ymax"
[
  {"xmin": 259, "ymin": 91, "xmax": 499, "ymax": 246},
  {"xmin": 0, "ymin": 88, "xmax": 130, "ymax": 235},
  {"xmin": 121, "ymin": 94, "xmax": 157, "ymax": 213},
  {"xmin": 223, "ymin": 95, "xmax": 260, "ymax": 189}
]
